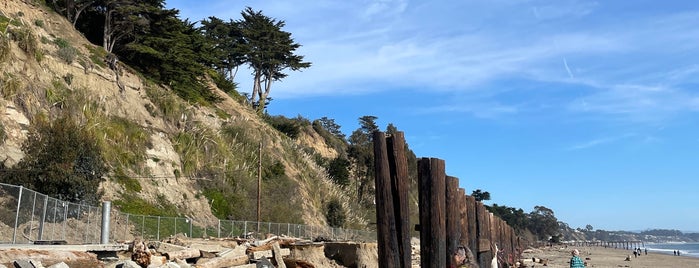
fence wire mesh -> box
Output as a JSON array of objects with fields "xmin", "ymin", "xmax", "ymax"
[{"xmin": 0, "ymin": 183, "xmax": 375, "ymax": 244}]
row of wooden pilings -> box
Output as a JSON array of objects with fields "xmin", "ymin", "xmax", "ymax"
[
  {"xmin": 568, "ymin": 241, "xmax": 645, "ymax": 250},
  {"xmin": 373, "ymin": 131, "xmax": 524, "ymax": 268}
]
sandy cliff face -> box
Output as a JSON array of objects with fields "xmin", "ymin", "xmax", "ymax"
[{"xmin": 0, "ymin": 0, "xmax": 355, "ymax": 227}]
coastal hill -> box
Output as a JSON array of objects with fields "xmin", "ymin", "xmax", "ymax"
[{"xmin": 0, "ymin": 0, "xmax": 382, "ymax": 230}]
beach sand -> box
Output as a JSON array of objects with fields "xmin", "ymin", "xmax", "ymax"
[{"xmin": 520, "ymin": 245, "xmax": 699, "ymax": 268}]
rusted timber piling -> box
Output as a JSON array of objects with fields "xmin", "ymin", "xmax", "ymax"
[{"xmin": 375, "ymin": 131, "xmax": 524, "ymax": 268}]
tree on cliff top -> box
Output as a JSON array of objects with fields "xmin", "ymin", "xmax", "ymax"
[{"xmin": 238, "ymin": 7, "xmax": 311, "ymax": 112}]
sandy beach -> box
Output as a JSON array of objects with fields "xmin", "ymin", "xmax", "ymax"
[{"xmin": 520, "ymin": 245, "xmax": 699, "ymax": 268}]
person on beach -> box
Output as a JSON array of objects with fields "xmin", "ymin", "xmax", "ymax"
[
  {"xmin": 451, "ymin": 246, "xmax": 478, "ymax": 268},
  {"xmin": 570, "ymin": 249, "xmax": 585, "ymax": 268}
]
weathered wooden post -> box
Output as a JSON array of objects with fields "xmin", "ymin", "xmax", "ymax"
[
  {"xmin": 418, "ymin": 158, "xmax": 447, "ymax": 268},
  {"xmin": 446, "ymin": 176, "xmax": 460, "ymax": 267},
  {"xmin": 373, "ymin": 131, "xmax": 400, "ymax": 267},
  {"xmin": 387, "ymin": 132, "xmax": 411, "ymax": 268},
  {"xmin": 476, "ymin": 202, "xmax": 492, "ymax": 268},
  {"xmin": 466, "ymin": 195, "xmax": 478, "ymax": 258},
  {"xmin": 458, "ymin": 189, "xmax": 469, "ymax": 250}
]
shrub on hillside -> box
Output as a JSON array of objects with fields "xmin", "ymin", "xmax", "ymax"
[
  {"xmin": 325, "ymin": 199, "xmax": 346, "ymax": 228},
  {"xmin": 0, "ymin": 115, "xmax": 108, "ymax": 204},
  {"xmin": 262, "ymin": 114, "xmax": 301, "ymax": 139}
]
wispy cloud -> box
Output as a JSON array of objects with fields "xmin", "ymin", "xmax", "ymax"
[
  {"xmin": 567, "ymin": 133, "xmax": 637, "ymax": 150},
  {"xmin": 563, "ymin": 57, "xmax": 574, "ymax": 79},
  {"xmin": 170, "ymin": 0, "xmax": 699, "ymax": 122}
]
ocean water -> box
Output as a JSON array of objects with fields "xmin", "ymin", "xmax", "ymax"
[{"xmin": 646, "ymin": 242, "xmax": 699, "ymax": 258}]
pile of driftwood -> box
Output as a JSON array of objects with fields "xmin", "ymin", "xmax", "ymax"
[{"xmin": 123, "ymin": 235, "xmax": 315, "ymax": 268}]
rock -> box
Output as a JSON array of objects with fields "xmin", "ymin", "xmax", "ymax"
[
  {"xmin": 148, "ymin": 255, "xmax": 167, "ymax": 267},
  {"xmin": 13, "ymin": 260, "xmax": 35, "ymax": 268},
  {"xmin": 116, "ymin": 260, "xmax": 142, "ymax": 268},
  {"xmin": 46, "ymin": 263, "xmax": 69, "ymax": 268},
  {"xmin": 132, "ymin": 239, "xmax": 152, "ymax": 267}
]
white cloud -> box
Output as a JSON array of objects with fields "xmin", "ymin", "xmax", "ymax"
[{"xmin": 567, "ymin": 133, "xmax": 637, "ymax": 150}]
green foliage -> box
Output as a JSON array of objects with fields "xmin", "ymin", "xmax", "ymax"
[
  {"xmin": 0, "ymin": 15, "xmax": 10, "ymax": 33},
  {"xmin": 89, "ymin": 116, "xmax": 150, "ymax": 174},
  {"xmin": 348, "ymin": 115, "xmax": 379, "ymax": 205},
  {"xmin": 118, "ymin": 8, "xmax": 221, "ymax": 105},
  {"xmin": 113, "ymin": 193, "xmax": 178, "ymax": 217},
  {"xmin": 113, "ymin": 168, "xmax": 142, "ymax": 192},
  {"xmin": 0, "ymin": 115, "xmax": 107, "ymax": 204},
  {"xmin": 53, "ymin": 38, "xmax": 70, "ymax": 49},
  {"xmin": 263, "ymin": 160, "xmax": 285, "ymax": 180},
  {"xmin": 144, "ymin": 85, "xmax": 187, "ymax": 124},
  {"xmin": 487, "ymin": 204, "xmax": 528, "ymax": 233},
  {"xmin": 237, "ymin": 7, "xmax": 311, "ymax": 111},
  {"xmin": 203, "ymin": 189, "xmax": 234, "ymax": 219},
  {"xmin": 84, "ymin": 44, "xmax": 107, "ymax": 68},
  {"xmin": 528, "ymin": 205, "xmax": 559, "ymax": 241},
  {"xmin": 207, "ymin": 68, "xmax": 238, "ymax": 95},
  {"xmin": 46, "ymin": 79, "xmax": 68, "ymax": 108},
  {"xmin": 325, "ymin": 199, "xmax": 346, "ymax": 228},
  {"xmin": 312, "ymin": 118, "xmax": 347, "ymax": 155},
  {"xmin": 262, "ymin": 114, "xmax": 302, "ymax": 139},
  {"xmin": 472, "ymin": 189, "xmax": 491, "ymax": 202},
  {"xmin": 34, "ymin": 19, "xmax": 44, "ymax": 28},
  {"xmin": 327, "ymin": 157, "xmax": 350, "ymax": 186},
  {"xmin": 199, "ymin": 17, "xmax": 246, "ymax": 83},
  {"xmin": 54, "ymin": 38, "xmax": 79, "ymax": 64},
  {"xmin": 57, "ymin": 45, "xmax": 78, "ymax": 63}
]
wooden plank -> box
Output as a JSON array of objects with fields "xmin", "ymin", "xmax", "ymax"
[
  {"xmin": 387, "ymin": 131, "xmax": 411, "ymax": 268},
  {"xmin": 272, "ymin": 242, "xmax": 287, "ymax": 268},
  {"xmin": 445, "ymin": 176, "xmax": 460, "ymax": 268},
  {"xmin": 373, "ymin": 131, "xmax": 400, "ymax": 268}
]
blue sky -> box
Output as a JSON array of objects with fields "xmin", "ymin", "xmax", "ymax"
[{"xmin": 165, "ymin": 0, "xmax": 699, "ymax": 232}]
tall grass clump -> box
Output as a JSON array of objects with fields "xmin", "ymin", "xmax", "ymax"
[
  {"xmin": 0, "ymin": 33, "xmax": 10, "ymax": 63},
  {"xmin": 1, "ymin": 73, "xmax": 21, "ymax": 98},
  {"xmin": 144, "ymin": 85, "xmax": 188, "ymax": 124},
  {"xmin": 9, "ymin": 27, "xmax": 38, "ymax": 58}
]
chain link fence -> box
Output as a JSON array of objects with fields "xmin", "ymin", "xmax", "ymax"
[{"xmin": 0, "ymin": 183, "xmax": 375, "ymax": 244}]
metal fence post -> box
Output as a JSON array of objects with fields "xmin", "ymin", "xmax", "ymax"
[
  {"xmin": 12, "ymin": 186, "xmax": 23, "ymax": 244},
  {"xmin": 157, "ymin": 216, "xmax": 161, "ymax": 241},
  {"xmin": 52, "ymin": 199, "xmax": 58, "ymax": 240},
  {"xmin": 84, "ymin": 206, "xmax": 91, "ymax": 243},
  {"xmin": 101, "ymin": 201, "xmax": 111, "ymax": 244},
  {"xmin": 218, "ymin": 220, "xmax": 221, "ymax": 238},
  {"xmin": 189, "ymin": 218, "xmax": 192, "ymax": 238},
  {"xmin": 38, "ymin": 195, "xmax": 47, "ymax": 241},
  {"xmin": 29, "ymin": 191, "xmax": 37, "ymax": 241},
  {"xmin": 62, "ymin": 202, "xmax": 68, "ymax": 241}
]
